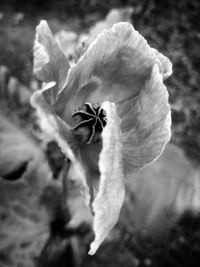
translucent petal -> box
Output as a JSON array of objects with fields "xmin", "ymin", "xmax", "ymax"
[
  {"xmin": 151, "ymin": 48, "xmax": 172, "ymax": 80},
  {"xmin": 34, "ymin": 20, "xmax": 70, "ymax": 99},
  {"xmin": 123, "ymin": 64, "xmax": 171, "ymax": 174},
  {"xmin": 54, "ymin": 30, "xmax": 78, "ymax": 58},
  {"xmin": 56, "ymin": 77, "xmax": 100, "ymax": 124},
  {"xmin": 77, "ymin": 8, "xmax": 133, "ymax": 59},
  {"xmin": 89, "ymin": 102, "xmax": 125, "ymax": 255},
  {"xmin": 31, "ymin": 82, "xmax": 90, "ymax": 206},
  {"xmin": 89, "ymin": 8, "xmax": 133, "ymax": 37},
  {"xmin": 34, "ymin": 37, "xmax": 49, "ymax": 75},
  {"xmin": 56, "ymin": 22, "xmax": 172, "ymax": 119}
]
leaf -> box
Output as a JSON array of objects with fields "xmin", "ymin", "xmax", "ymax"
[{"xmin": 89, "ymin": 102, "xmax": 125, "ymax": 255}]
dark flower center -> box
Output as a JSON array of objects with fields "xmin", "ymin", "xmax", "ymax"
[{"xmin": 72, "ymin": 103, "xmax": 107, "ymax": 144}]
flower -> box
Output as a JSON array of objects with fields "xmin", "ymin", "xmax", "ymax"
[{"xmin": 31, "ymin": 20, "xmax": 172, "ymax": 255}]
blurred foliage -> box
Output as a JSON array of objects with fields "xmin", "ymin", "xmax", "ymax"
[
  {"xmin": 80, "ymin": 210, "xmax": 200, "ymax": 267},
  {"xmin": 2, "ymin": 0, "xmax": 125, "ymax": 16},
  {"xmin": 1, "ymin": 0, "xmax": 200, "ymax": 266}
]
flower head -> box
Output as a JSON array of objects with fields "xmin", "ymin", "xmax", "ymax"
[{"xmin": 31, "ymin": 20, "xmax": 172, "ymax": 255}]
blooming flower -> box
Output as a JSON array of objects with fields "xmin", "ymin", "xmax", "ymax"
[{"xmin": 31, "ymin": 20, "xmax": 172, "ymax": 255}]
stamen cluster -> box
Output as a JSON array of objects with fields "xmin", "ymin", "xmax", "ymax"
[{"xmin": 72, "ymin": 103, "xmax": 107, "ymax": 144}]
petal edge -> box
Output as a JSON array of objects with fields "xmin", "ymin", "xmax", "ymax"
[
  {"xmin": 34, "ymin": 20, "xmax": 70, "ymax": 98},
  {"xmin": 89, "ymin": 101, "xmax": 125, "ymax": 255}
]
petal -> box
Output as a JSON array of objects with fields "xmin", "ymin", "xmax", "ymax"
[
  {"xmin": 89, "ymin": 7, "xmax": 133, "ymax": 37},
  {"xmin": 89, "ymin": 102, "xmax": 125, "ymax": 255},
  {"xmin": 117, "ymin": 94, "xmax": 141, "ymax": 133},
  {"xmin": 55, "ymin": 77, "xmax": 100, "ymax": 124},
  {"xmin": 56, "ymin": 22, "xmax": 172, "ymax": 119},
  {"xmin": 30, "ymin": 82, "xmax": 90, "ymax": 206},
  {"xmin": 34, "ymin": 20, "xmax": 70, "ymax": 99},
  {"xmin": 123, "ymin": 64, "xmax": 171, "ymax": 174},
  {"xmin": 151, "ymin": 48, "xmax": 172, "ymax": 80},
  {"xmin": 54, "ymin": 30, "xmax": 78, "ymax": 57}
]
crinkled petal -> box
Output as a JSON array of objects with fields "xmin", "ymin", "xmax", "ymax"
[
  {"xmin": 30, "ymin": 82, "xmax": 90, "ymax": 206},
  {"xmin": 34, "ymin": 20, "xmax": 70, "ymax": 99},
  {"xmin": 56, "ymin": 22, "xmax": 172, "ymax": 119},
  {"xmin": 151, "ymin": 48, "xmax": 172, "ymax": 80},
  {"xmin": 89, "ymin": 8, "xmax": 133, "ymax": 38},
  {"xmin": 123, "ymin": 64, "xmax": 171, "ymax": 174},
  {"xmin": 89, "ymin": 102, "xmax": 125, "ymax": 255},
  {"xmin": 34, "ymin": 37, "xmax": 49, "ymax": 74}
]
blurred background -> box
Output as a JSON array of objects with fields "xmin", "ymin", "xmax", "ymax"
[{"xmin": 0, "ymin": 0, "xmax": 200, "ymax": 266}]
